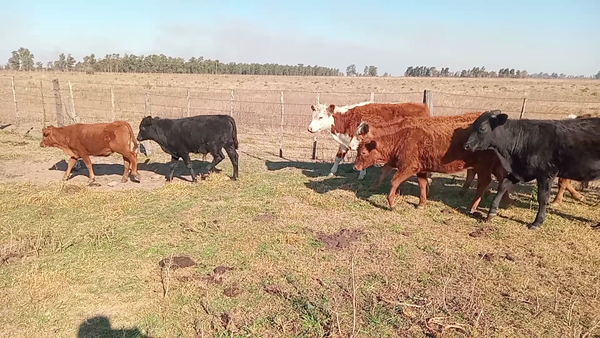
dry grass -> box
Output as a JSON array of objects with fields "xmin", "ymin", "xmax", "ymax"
[
  {"xmin": 1, "ymin": 129, "xmax": 599, "ymax": 338},
  {"xmin": 1, "ymin": 72, "xmax": 599, "ymax": 163}
]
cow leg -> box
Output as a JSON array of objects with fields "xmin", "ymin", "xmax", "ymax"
[
  {"xmin": 468, "ymin": 170, "xmax": 492, "ymax": 214},
  {"xmin": 387, "ymin": 167, "xmax": 415, "ymax": 210},
  {"xmin": 529, "ymin": 176, "xmax": 552, "ymax": 230},
  {"xmin": 224, "ymin": 145, "xmax": 239, "ymax": 180},
  {"xmin": 563, "ymin": 179, "xmax": 584, "ymax": 202},
  {"xmin": 486, "ymin": 177, "xmax": 515, "ymax": 222},
  {"xmin": 203, "ymin": 149, "xmax": 225, "ymax": 179},
  {"xmin": 460, "ymin": 169, "xmax": 476, "ymax": 196},
  {"xmin": 181, "ymin": 153, "xmax": 197, "ymax": 183},
  {"xmin": 416, "ymin": 172, "xmax": 430, "ymax": 209},
  {"xmin": 127, "ymin": 151, "xmax": 141, "ymax": 183},
  {"xmin": 121, "ymin": 156, "xmax": 131, "ymax": 183},
  {"xmin": 166, "ymin": 155, "xmax": 179, "ymax": 182},
  {"xmin": 81, "ymin": 155, "xmax": 100, "ymax": 187},
  {"xmin": 358, "ymin": 169, "xmax": 367, "ymax": 180},
  {"xmin": 329, "ymin": 147, "xmax": 346, "ymax": 177},
  {"xmin": 63, "ymin": 157, "xmax": 78, "ymax": 181},
  {"xmin": 372, "ymin": 164, "xmax": 394, "ymax": 190},
  {"xmin": 552, "ymin": 177, "xmax": 568, "ymax": 204}
]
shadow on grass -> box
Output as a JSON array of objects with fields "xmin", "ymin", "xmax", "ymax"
[
  {"xmin": 77, "ymin": 316, "xmax": 152, "ymax": 338},
  {"xmin": 265, "ymin": 160, "xmax": 369, "ymax": 179},
  {"xmin": 50, "ymin": 159, "xmax": 221, "ymax": 182}
]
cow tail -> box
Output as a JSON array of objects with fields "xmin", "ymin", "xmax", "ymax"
[
  {"xmin": 230, "ymin": 117, "xmax": 239, "ymax": 149},
  {"xmin": 125, "ymin": 122, "xmax": 138, "ymax": 153}
]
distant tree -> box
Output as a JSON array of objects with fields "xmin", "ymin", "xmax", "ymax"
[
  {"xmin": 35, "ymin": 62, "xmax": 43, "ymax": 71},
  {"xmin": 595, "ymin": 71, "xmax": 600, "ymax": 79},
  {"xmin": 54, "ymin": 53, "xmax": 67, "ymax": 71},
  {"xmin": 346, "ymin": 64, "xmax": 357, "ymax": 77},
  {"xmin": 368, "ymin": 65, "xmax": 378, "ymax": 77},
  {"xmin": 363, "ymin": 66, "xmax": 369, "ymax": 76},
  {"xmin": 66, "ymin": 54, "xmax": 76, "ymax": 71},
  {"xmin": 46, "ymin": 61, "xmax": 53, "ymax": 70},
  {"xmin": 8, "ymin": 51, "xmax": 20, "ymax": 70},
  {"xmin": 6, "ymin": 47, "xmax": 34, "ymax": 71}
]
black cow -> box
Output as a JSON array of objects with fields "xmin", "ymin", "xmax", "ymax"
[
  {"xmin": 463, "ymin": 110, "xmax": 600, "ymax": 230},
  {"xmin": 137, "ymin": 115, "xmax": 239, "ymax": 182}
]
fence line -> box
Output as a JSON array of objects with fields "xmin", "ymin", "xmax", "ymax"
[{"xmin": 1, "ymin": 77, "xmax": 599, "ymax": 161}]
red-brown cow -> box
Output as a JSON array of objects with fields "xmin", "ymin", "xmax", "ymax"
[
  {"xmin": 308, "ymin": 102, "xmax": 431, "ymax": 182},
  {"xmin": 40, "ymin": 121, "xmax": 141, "ymax": 186},
  {"xmin": 353, "ymin": 112, "xmax": 512, "ymax": 213}
]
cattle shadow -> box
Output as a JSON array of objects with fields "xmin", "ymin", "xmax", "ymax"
[
  {"xmin": 77, "ymin": 316, "xmax": 152, "ymax": 338},
  {"xmin": 304, "ymin": 170, "xmax": 534, "ymax": 215},
  {"xmin": 50, "ymin": 159, "xmax": 218, "ymax": 182},
  {"xmin": 264, "ymin": 159, "xmax": 366, "ymax": 179}
]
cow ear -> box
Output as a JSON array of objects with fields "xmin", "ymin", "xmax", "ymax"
[
  {"xmin": 310, "ymin": 104, "xmax": 316, "ymax": 111},
  {"xmin": 327, "ymin": 104, "xmax": 336, "ymax": 114},
  {"xmin": 496, "ymin": 113, "xmax": 508, "ymax": 126},
  {"xmin": 366, "ymin": 140, "xmax": 377, "ymax": 151}
]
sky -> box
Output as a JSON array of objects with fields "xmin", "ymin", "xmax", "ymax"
[{"xmin": 1, "ymin": 0, "xmax": 598, "ymax": 76}]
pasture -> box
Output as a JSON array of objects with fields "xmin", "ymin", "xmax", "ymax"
[{"xmin": 1, "ymin": 72, "xmax": 600, "ymax": 337}]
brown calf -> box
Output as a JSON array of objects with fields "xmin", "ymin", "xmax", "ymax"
[
  {"xmin": 353, "ymin": 112, "xmax": 512, "ymax": 213},
  {"xmin": 40, "ymin": 121, "xmax": 141, "ymax": 186}
]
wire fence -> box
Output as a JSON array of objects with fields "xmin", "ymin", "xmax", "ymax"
[{"xmin": 1, "ymin": 76, "xmax": 599, "ymax": 162}]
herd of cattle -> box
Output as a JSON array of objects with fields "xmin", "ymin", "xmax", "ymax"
[{"xmin": 38, "ymin": 100, "xmax": 599, "ymax": 230}]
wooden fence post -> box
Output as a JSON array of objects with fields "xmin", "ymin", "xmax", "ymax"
[
  {"xmin": 186, "ymin": 88, "xmax": 191, "ymax": 117},
  {"xmin": 39, "ymin": 80, "xmax": 47, "ymax": 128},
  {"xmin": 423, "ymin": 90, "xmax": 433, "ymax": 116},
  {"xmin": 370, "ymin": 92, "xmax": 375, "ymax": 103},
  {"xmin": 110, "ymin": 85, "xmax": 116, "ymax": 121},
  {"xmin": 144, "ymin": 92, "xmax": 151, "ymax": 116},
  {"xmin": 279, "ymin": 91, "xmax": 284, "ymax": 158},
  {"xmin": 230, "ymin": 89, "xmax": 234, "ymax": 117},
  {"xmin": 312, "ymin": 91, "xmax": 320, "ymax": 160},
  {"xmin": 10, "ymin": 77, "xmax": 19, "ymax": 128},
  {"xmin": 52, "ymin": 79, "xmax": 65, "ymax": 126},
  {"xmin": 519, "ymin": 98, "xmax": 527, "ymax": 119},
  {"xmin": 67, "ymin": 81, "xmax": 81, "ymax": 123}
]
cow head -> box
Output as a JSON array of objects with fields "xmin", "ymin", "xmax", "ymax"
[
  {"xmin": 137, "ymin": 116, "xmax": 159, "ymax": 142},
  {"xmin": 463, "ymin": 110, "xmax": 508, "ymax": 152},
  {"xmin": 352, "ymin": 122, "xmax": 385, "ymax": 171},
  {"xmin": 40, "ymin": 126, "xmax": 59, "ymax": 148},
  {"xmin": 307, "ymin": 103, "xmax": 336, "ymax": 133}
]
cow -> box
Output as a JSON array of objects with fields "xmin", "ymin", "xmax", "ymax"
[
  {"xmin": 462, "ymin": 113, "xmax": 594, "ymax": 205},
  {"xmin": 463, "ymin": 110, "xmax": 600, "ymax": 230},
  {"xmin": 136, "ymin": 115, "xmax": 239, "ymax": 182},
  {"xmin": 307, "ymin": 102, "xmax": 430, "ymax": 182},
  {"xmin": 352, "ymin": 112, "xmax": 512, "ymax": 213},
  {"xmin": 39, "ymin": 121, "xmax": 140, "ymax": 186}
]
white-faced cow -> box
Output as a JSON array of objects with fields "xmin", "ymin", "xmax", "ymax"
[
  {"xmin": 137, "ymin": 115, "xmax": 239, "ymax": 182},
  {"xmin": 307, "ymin": 102, "xmax": 430, "ymax": 181},
  {"xmin": 463, "ymin": 110, "xmax": 600, "ymax": 230}
]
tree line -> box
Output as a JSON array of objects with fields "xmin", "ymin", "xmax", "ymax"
[
  {"xmin": 3, "ymin": 47, "xmax": 598, "ymax": 79},
  {"xmin": 2, "ymin": 47, "xmax": 343, "ymax": 76},
  {"xmin": 404, "ymin": 65, "xmax": 598, "ymax": 79}
]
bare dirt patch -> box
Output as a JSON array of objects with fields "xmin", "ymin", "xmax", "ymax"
[{"xmin": 315, "ymin": 228, "xmax": 364, "ymax": 250}]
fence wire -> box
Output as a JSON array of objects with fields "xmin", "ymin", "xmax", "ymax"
[{"xmin": 0, "ymin": 77, "xmax": 599, "ymax": 161}]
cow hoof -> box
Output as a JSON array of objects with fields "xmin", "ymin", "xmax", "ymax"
[
  {"xmin": 327, "ymin": 172, "xmax": 335, "ymax": 177},
  {"xmin": 121, "ymin": 177, "xmax": 129, "ymax": 183},
  {"xmin": 527, "ymin": 223, "xmax": 542, "ymax": 230},
  {"xmin": 131, "ymin": 175, "xmax": 141, "ymax": 183},
  {"xmin": 88, "ymin": 181, "xmax": 101, "ymax": 187},
  {"xmin": 416, "ymin": 204, "xmax": 426, "ymax": 210}
]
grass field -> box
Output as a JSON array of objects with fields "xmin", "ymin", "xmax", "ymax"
[{"xmin": 1, "ymin": 73, "xmax": 600, "ymax": 337}]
